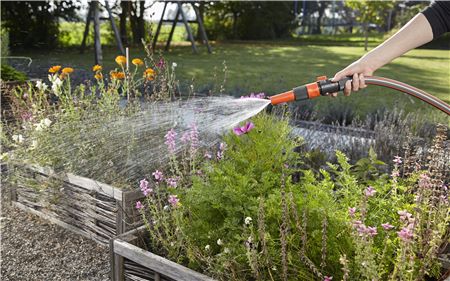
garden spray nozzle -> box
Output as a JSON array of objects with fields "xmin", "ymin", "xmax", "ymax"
[
  {"xmin": 269, "ymin": 76, "xmax": 350, "ymax": 105},
  {"xmin": 268, "ymin": 75, "xmax": 450, "ymax": 116}
]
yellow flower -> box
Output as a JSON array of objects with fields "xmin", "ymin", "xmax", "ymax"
[
  {"xmin": 62, "ymin": 67, "xmax": 74, "ymax": 74},
  {"xmin": 94, "ymin": 73, "xmax": 103, "ymax": 80},
  {"xmin": 143, "ymin": 68, "xmax": 156, "ymax": 81},
  {"xmin": 110, "ymin": 71, "xmax": 125, "ymax": 80},
  {"xmin": 115, "ymin": 55, "xmax": 127, "ymax": 66},
  {"xmin": 48, "ymin": 65, "xmax": 61, "ymax": 73},
  {"xmin": 132, "ymin": 58, "xmax": 144, "ymax": 66},
  {"xmin": 92, "ymin": 65, "xmax": 102, "ymax": 72}
]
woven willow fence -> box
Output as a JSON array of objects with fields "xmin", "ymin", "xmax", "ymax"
[
  {"xmin": 110, "ymin": 225, "xmax": 215, "ymax": 281},
  {"xmin": 9, "ymin": 164, "xmax": 144, "ymax": 245}
]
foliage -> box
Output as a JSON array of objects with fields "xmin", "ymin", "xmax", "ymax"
[
  {"xmin": 204, "ymin": 2, "xmax": 296, "ymax": 40},
  {"xmin": 138, "ymin": 112, "xmax": 448, "ymax": 281},
  {"xmin": 0, "ymin": 64, "xmax": 28, "ymax": 82},
  {"xmin": 1, "ymin": 1, "xmax": 81, "ymax": 49},
  {"xmin": 1, "ymin": 26, "xmax": 10, "ymax": 58}
]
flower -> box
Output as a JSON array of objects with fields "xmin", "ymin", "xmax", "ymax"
[
  {"xmin": 21, "ymin": 111, "xmax": 33, "ymax": 121},
  {"xmin": 381, "ymin": 223, "xmax": 394, "ymax": 230},
  {"xmin": 391, "ymin": 170, "xmax": 400, "ymax": 178},
  {"xmin": 418, "ymin": 173, "xmax": 431, "ymax": 189},
  {"xmin": 393, "ymin": 155, "xmax": 402, "ymax": 164},
  {"xmin": 132, "ymin": 58, "xmax": 144, "ymax": 66},
  {"xmin": 244, "ymin": 217, "xmax": 252, "ymax": 225},
  {"xmin": 217, "ymin": 142, "xmax": 226, "ymax": 160},
  {"xmin": 348, "ymin": 207, "xmax": 356, "ymax": 217},
  {"xmin": 35, "ymin": 118, "xmax": 52, "ymax": 131},
  {"xmin": 165, "ymin": 128, "xmax": 177, "ymax": 153},
  {"xmin": 217, "ymin": 239, "xmax": 223, "ymax": 246},
  {"xmin": 166, "ymin": 177, "xmax": 178, "ymax": 188},
  {"xmin": 152, "ymin": 170, "xmax": 163, "ymax": 181},
  {"xmin": 223, "ymin": 247, "xmax": 230, "ymax": 254},
  {"xmin": 168, "ymin": 195, "xmax": 180, "ymax": 207},
  {"xmin": 204, "ymin": 245, "xmax": 210, "ymax": 251},
  {"xmin": 366, "ymin": 226, "xmax": 378, "ymax": 237},
  {"xmin": 48, "ymin": 65, "xmax": 61, "ymax": 73},
  {"xmin": 364, "ymin": 186, "xmax": 376, "ymax": 197},
  {"xmin": 94, "ymin": 73, "xmax": 103, "ymax": 80},
  {"xmin": 140, "ymin": 179, "xmax": 149, "ymax": 190},
  {"xmin": 12, "ymin": 134, "xmax": 24, "ymax": 143},
  {"xmin": 35, "ymin": 80, "xmax": 48, "ymax": 91},
  {"xmin": 92, "ymin": 64, "xmax": 102, "ymax": 72},
  {"xmin": 172, "ymin": 62, "xmax": 177, "ymax": 69},
  {"xmin": 136, "ymin": 201, "xmax": 143, "ymax": 209},
  {"xmin": 144, "ymin": 68, "xmax": 155, "ymax": 81},
  {"xmin": 204, "ymin": 152, "xmax": 212, "ymax": 159},
  {"xmin": 397, "ymin": 210, "xmax": 413, "ymax": 222},
  {"xmin": 110, "ymin": 71, "xmax": 125, "ymax": 80},
  {"xmin": 397, "ymin": 227, "xmax": 414, "ymax": 242},
  {"xmin": 157, "ymin": 58, "xmax": 165, "ymax": 68},
  {"xmin": 115, "ymin": 55, "xmax": 127, "ymax": 66},
  {"xmin": 324, "ymin": 277, "xmax": 333, "ymax": 281},
  {"xmin": 62, "ymin": 67, "xmax": 74, "ymax": 74},
  {"xmin": 233, "ymin": 122, "xmax": 255, "ymax": 136}
]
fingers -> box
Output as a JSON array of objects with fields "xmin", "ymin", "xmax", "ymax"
[
  {"xmin": 352, "ymin": 73, "xmax": 359, "ymax": 91},
  {"xmin": 344, "ymin": 80, "xmax": 352, "ymax": 96},
  {"xmin": 359, "ymin": 74, "xmax": 366, "ymax": 89}
]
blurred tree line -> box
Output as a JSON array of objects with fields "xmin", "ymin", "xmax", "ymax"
[{"xmin": 0, "ymin": 0, "xmax": 431, "ymax": 50}]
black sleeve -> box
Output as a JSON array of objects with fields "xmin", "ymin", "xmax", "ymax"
[{"xmin": 421, "ymin": 1, "xmax": 450, "ymax": 39}]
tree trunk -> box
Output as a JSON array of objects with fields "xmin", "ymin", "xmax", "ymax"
[
  {"xmin": 196, "ymin": 3, "xmax": 205, "ymax": 40},
  {"xmin": 137, "ymin": 0, "xmax": 145, "ymax": 42},
  {"xmin": 120, "ymin": 0, "xmax": 128, "ymax": 45}
]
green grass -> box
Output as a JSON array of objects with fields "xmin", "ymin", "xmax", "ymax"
[{"xmin": 14, "ymin": 40, "xmax": 450, "ymax": 122}]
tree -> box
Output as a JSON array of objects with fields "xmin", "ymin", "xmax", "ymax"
[
  {"xmin": 346, "ymin": 0, "xmax": 395, "ymax": 51},
  {"xmin": 1, "ymin": 1, "xmax": 81, "ymax": 49}
]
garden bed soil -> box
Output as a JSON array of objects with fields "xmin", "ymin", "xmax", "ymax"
[
  {"xmin": 110, "ymin": 225, "xmax": 215, "ymax": 281},
  {"xmin": 8, "ymin": 164, "xmax": 144, "ymax": 245}
]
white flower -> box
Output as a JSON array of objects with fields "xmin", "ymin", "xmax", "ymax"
[
  {"xmin": 223, "ymin": 247, "xmax": 230, "ymax": 254},
  {"xmin": 217, "ymin": 239, "xmax": 223, "ymax": 246},
  {"xmin": 43, "ymin": 118, "xmax": 52, "ymax": 127},
  {"xmin": 35, "ymin": 118, "xmax": 52, "ymax": 131},
  {"xmin": 204, "ymin": 244, "xmax": 210, "ymax": 251},
  {"xmin": 244, "ymin": 216, "xmax": 252, "ymax": 225},
  {"xmin": 51, "ymin": 77, "xmax": 63, "ymax": 95},
  {"xmin": 12, "ymin": 134, "xmax": 24, "ymax": 143},
  {"xmin": 35, "ymin": 80, "xmax": 48, "ymax": 91},
  {"xmin": 172, "ymin": 62, "xmax": 177, "ymax": 69},
  {"xmin": 163, "ymin": 205, "xmax": 170, "ymax": 211}
]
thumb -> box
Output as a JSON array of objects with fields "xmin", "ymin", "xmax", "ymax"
[{"xmin": 332, "ymin": 69, "xmax": 353, "ymax": 82}]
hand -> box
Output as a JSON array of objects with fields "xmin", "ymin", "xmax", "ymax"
[{"xmin": 331, "ymin": 59, "xmax": 376, "ymax": 97}]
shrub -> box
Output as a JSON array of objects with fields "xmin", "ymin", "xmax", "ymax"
[{"xmin": 1, "ymin": 64, "xmax": 27, "ymax": 82}]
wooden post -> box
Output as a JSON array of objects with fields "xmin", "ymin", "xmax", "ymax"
[
  {"xmin": 165, "ymin": 8, "xmax": 180, "ymax": 51},
  {"xmin": 192, "ymin": 4, "xmax": 212, "ymax": 54},
  {"xmin": 177, "ymin": 1, "xmax": 198, "ymax": 54},
  {"xmin": 93, "ymin": 0, "xmax": 103, "ymax": 65},
  {"xmin": 105, "ymin": 0, "xmax": 125, "ymax": 54},
  {"xmin": 80, "ymin": 2, "xmax": 93, "ymax": 54},
  {"xmin": 152, "ymin": 1, "xmax": 168, "ymax": 51}
]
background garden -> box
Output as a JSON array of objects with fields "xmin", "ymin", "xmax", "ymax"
[{"xmin": 1, "ymin": 1, "xmax": 449, "ymax": 281}]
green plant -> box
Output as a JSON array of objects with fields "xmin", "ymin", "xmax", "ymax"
[{"xmin": 0, "ymin": 64, "xmax": 27, "ymax": 82}]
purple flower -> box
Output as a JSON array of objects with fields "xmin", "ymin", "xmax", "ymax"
[
  {"xmin": 21, "ymin": 111, "xmax": 33, "ymax": 121},
  {"xmin": 233, "ymin": 122, "xmax": 255, "ymax": 136},
  {"xmin": 418, "ymin": 173, "xmax": 431, "ymax": 189},
  {"xmin": 140, "ymin": 179, "xmax": 149, "ymax": 190},
  {"xmin": 393, "ymin": 155, "xmax": 402, "ymax": 164},
  {"xmin": 166, "ymin": 177, "xmax": 178, "ymax": 188},
  {"xmin": 142, "ymin": 188, "xmax": 153, "ymax": 196},
  {"xmin": 366, "ymin": 226, "xmax": 378, "ymax": 237},
  {"xmin": 168, "ymin": 195, "xmax": 180, "ymax": 207},
  {"xmin": 181, "ymin": 131, "xmax": 191, "ymax": 143},
  {"xmin": 398, "ymin": 210, "xmax": 413, "ymax": 222},
  {"xmin": 348, "ymin": 207, "xmax": 356, "ymax": 218},
  {"xmin": 165, "ymin": 129, "xmax": 177, "ymax": 153},
  {"xmin": 189, "ymin": 123, "xmax": 199, "ymax": 151},
  {"xmin": 152, "ymin": 170, "xmax": 164, "ymax": 181},
  {"xmin": 397, "ymin": 227, "xmax": 414, "ymax": 242},
  {"xmin": 136, "ymin": 201, "xmax": 143, "ymax": 209},
  {"xmin": 324, "ymin": 276, "xmax": 333, "ymax": 281},
  {"xmin": 364, "ymin": 186, "xmax": 376, "ymax": 197},
  {"xmin": 381, "ymin": 223, "xmax": 394, "ymax": 230},
  {"xmin": 157, "ymin": 58, "xmax": 165, "ymax": 68}
]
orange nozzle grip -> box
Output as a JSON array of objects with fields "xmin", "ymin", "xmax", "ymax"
[{"xmin": 269, "ymin": 90, "xmax": 295, "ymax": 105}]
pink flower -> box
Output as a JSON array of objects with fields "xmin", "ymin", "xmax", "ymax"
[
  {"xmin": 168, "ymin": 195, "xmax": 180, "ymax": 207},
  {"xmin": 157, "ymin": 58, "xmax": 165, "ymax": 68},
  {"xmin": 393, "ymin": 156, "xmax": 402, "ymax": 164},
  {"xmin": 152, "ymin": 170, "xmax": 164, "ymax": 181},
  {"xmin": 165, "ymin": 129, "xmax": 177, "ymax": 153},
  {"xmin": 233, "ymin": 122, "xmax": 255, "ymax": 136},
  {"xmin": 397, "ymin": 210, "xmax": 413, "ymax": 222},
  {"xmin": 140, "ymin": 179, "xmax": 149, "ymax": 190},
  {"xmin": 348, "ymin": 207, "xmax": 356, "ymax": 218},
  {"xmin": 136, "ymin": 201, "xmax": 143, "ymax": 209},
  {"xmin": 364, "ymin": 186, "xmax": 376, "ymax": 197},
  {"xmin": 324, "ymin": 276, "xmax": 333, "ymax": 281},
  {"xmin": 381, "ymin": 223, "xmax": 394, "ymax": 230},
  {"xmin": 366, "ymin": 226, "xmax": 378, "ymax": 237},
  {"xmin": 142, "ymin": 188, "xmax": 153, "ymax": 196},
  {"xmin": 391, "ymin": 170, "xmax": 400, "ymax": 178},
  {"xmin": 397, "ymin": 227, "xmax": 414, "ymax": 242},
  {"xmin": 21, "ymin": 111, "xmax": 33, "ymax": 121},
  {"xmin": 418, "ymin": 173, "xmax": 431, "ymax": 189},
  {"xmin": 166, "ymin": 177, "xmax": 178, "ymax": 188},
  {"xmin": 217, "ymin": 142, "xmax": 226, "ymax": 160}
]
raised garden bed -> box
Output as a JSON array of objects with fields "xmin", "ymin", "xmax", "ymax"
[
  {"xmin": 8, "ymin": 164, "xmax": 144, "ymax": 245},
  {"xmin": 110, "ymin": 225, "xmax": 214, "ymax": 281}
]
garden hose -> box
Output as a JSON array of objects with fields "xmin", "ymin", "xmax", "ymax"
[{"xmin": 269, "ymin": 75, "xmax": 450, "ymax": 116}]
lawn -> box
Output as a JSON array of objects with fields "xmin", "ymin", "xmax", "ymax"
[{"xmin": 14, "ymin": 40, "xmax": 450, "ymax": 122}]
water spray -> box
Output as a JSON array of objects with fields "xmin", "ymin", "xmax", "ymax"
[{"xmin": 269, "ymin": 76, "xmax": 450, "ymax": 115}]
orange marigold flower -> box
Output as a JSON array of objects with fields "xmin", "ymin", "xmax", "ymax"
[
  {"xmin": 115, "ymin": 55, "xmax": 127, "ymax": 66},
  {"xmin": 62, "ymin": 67, "xmax": 74, "ymax": 74},
  {"xmin": 132, "ymin": 58, "xmax": 144, "ymax": 66},
  {"xmin": 92, "ymin": 65, "xmax": 102, "ymax": 72},
  {"xmin": 143, "ymin": 68, "xmax": 156, "ymax": 81},
  {"xmin": 111, "ymin": 71, "xmax": 125, "ymax": 80},
  {"xmin": 49, "ymin": 65, "xmax": 61, "ymax": 73},
  {"xmin": 59, "ymin": 73, "xmax": 67, "ymax": 80},
  {"xmin": 94, "ymin": 73, "xmax": 103, "ymax": 80}
]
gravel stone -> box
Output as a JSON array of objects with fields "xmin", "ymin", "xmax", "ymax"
[{"xmin": 1, "ymin": 193, "xmax": 110, "ymax": 281}]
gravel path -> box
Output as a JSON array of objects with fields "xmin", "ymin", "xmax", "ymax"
[{"xmin": 1, "ymin": 192, "xmax": 110, "ymax": 281}]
